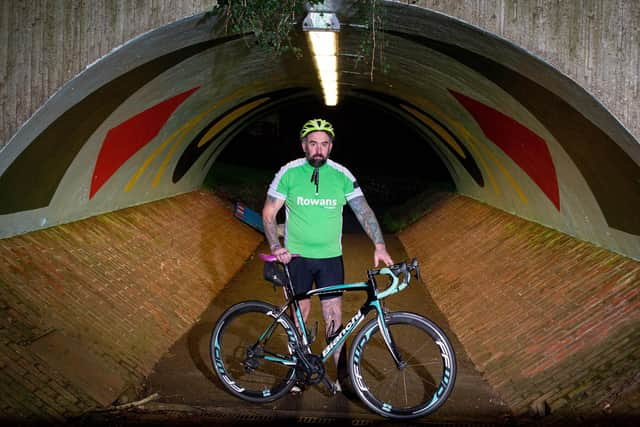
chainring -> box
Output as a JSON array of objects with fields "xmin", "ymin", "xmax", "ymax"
[{"xmin": 296, "ymin": 354, "xmax": 325, "ymax": 385}]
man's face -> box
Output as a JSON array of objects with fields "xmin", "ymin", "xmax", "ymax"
[{"xmin": 302, "ymin": 131, "xmax": 333, "ymax": 167}]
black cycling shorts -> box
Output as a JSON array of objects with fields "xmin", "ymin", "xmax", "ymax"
[{"xmin": 288, "ymin": 256, "xmax": 344, "ymax": 301}]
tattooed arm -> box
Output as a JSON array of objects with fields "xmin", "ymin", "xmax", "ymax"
[
  {"xmin": 262, "ymin": 195, "xmax": 291, "ymax": 263},
  {"xmin": 348, "ymin": 195, "xmax": 394, "ymax": 266}
]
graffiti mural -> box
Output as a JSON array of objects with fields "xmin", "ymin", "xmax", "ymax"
[
  {"xmin": 0, "ymin": 9, "xmax": 638, "ymax": 260},
  {"xmin": 91, "ymin": 87, "xmax": 200, "ymax": 199},
  {"xmin": 450, "ymin": 90, "xmax": 560, "ymax": 211}
]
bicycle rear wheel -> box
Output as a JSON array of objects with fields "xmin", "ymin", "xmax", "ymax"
[
  {"xmin": 349, "ymin": 311, "xmax": 456, "ymax": 419},
  {"xmin": 210, "ymin": 300, "xmax": 298, "ymax": 403}
]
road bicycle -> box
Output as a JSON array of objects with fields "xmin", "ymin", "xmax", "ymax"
[{"xmin": 210, "ymin": 254, "xmax": 457, "ymax": 420}]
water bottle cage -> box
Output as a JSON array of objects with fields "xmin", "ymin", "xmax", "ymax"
[{"xmin": 326, "ymin": 324, "xmax": 344, "ymax": 345}]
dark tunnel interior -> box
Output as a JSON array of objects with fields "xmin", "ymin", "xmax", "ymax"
[{"xmin": 208, "ymin": 94, "xmax": 455, "ymax": 232}]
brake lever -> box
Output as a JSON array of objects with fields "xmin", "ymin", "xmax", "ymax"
[{"xmin": 410, "ymin": 257, "xmax": 420, "ymax": 281}]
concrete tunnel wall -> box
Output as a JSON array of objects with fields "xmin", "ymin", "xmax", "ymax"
[
  {"xmin": 0, "ymin": 0, "xmax": 639, "ymax": 421},
  {"xmin": 1, "ymin": 1, "xmax": 639, "ymax": 260}
]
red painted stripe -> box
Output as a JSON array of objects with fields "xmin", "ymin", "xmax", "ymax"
[
  {"xmin": 451, "ymin": 90, "xmax": 560, "ymax": 210},
  {"xmin": 90, "ymin": 87, "xmax": 200, "ymax": 199}
]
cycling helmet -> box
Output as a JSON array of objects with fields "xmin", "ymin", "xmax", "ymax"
[{"xmin": 300, "ymin": 118, "xmax": 335, "ymax": 139}]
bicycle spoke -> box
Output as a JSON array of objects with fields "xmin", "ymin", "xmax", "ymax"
[
  {"xmin": 211, "ymin": 302, "xmax": 297, "ymax": 403},
  {"xmin": 403, "ymin": 372, "xmax": 408, "ymax": 406},
  {"xmin": 349, "ymin": 313, "xmax": 456, "ymax": 419}
]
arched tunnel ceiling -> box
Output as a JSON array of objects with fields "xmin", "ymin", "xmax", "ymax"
[{"xmin": 0, "ymin": 2, "xmax": 638, "ymax": 259}]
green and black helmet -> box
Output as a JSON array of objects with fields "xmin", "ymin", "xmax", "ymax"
[{"xmin": 300, "ymin": 118, "xmax": 335, "ymax": 139}]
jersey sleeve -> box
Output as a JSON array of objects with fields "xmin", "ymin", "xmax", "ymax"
[
  {"xmin": 267, "ymin": 165, "xmax": 288, "ymax": 200},
  {"xmin": 343, "ymin": 167, "xmax": 364, "ymax": 201}
]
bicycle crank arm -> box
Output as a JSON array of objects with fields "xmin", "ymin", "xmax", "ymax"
[{"xmin": 322, "ymin": 376, "xmax": 338, "ymax": 395}]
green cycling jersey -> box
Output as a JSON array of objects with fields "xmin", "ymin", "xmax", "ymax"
[{"xmin": 267, "ymin": 158, "xmax": 363, "ymax": 258}]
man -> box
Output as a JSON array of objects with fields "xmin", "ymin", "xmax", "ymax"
[{"xmin": 262, "ymin": 118, "xmax": 393, "ymax": 391}]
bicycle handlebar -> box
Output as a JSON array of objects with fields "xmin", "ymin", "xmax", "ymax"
[
  {"xmin": 258, "ymin": 253, "xmax": 421, "ymax": 299},
  {"xmin": 370, "ymin": 258, "xmax": 420, "ymax": 299}
]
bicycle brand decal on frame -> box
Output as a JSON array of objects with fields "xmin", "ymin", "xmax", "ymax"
[{"xmin": 322, "ymin": 310, "xmax": 363, "ymax": 359}]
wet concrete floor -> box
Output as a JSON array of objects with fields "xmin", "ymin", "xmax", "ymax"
[{"xmin": 138, "ymin": 234, "xmax": 512, "ymax": 425}]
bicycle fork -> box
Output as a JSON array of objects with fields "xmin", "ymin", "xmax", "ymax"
[{"xmin": 376, "ymin": 310, "xmax": 407, "ymax": 370}]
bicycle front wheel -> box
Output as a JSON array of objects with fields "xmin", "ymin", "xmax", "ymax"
[
  {"xmin": 210, "ymin": 300, "xmax": 298, "ymax": 403},
  {"xmin": 349, "ymin": 311, "xmax": 456, "ymax": 419}
]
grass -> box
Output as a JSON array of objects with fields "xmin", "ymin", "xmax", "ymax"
[
  {"xmin": 381, "ymin": 182, "xmax": 454, "ymax": 233},
  {"xmin": 203, "ymin": 162, "xmax": 275, "ymax": 211},
  {"xmin": 204, "ymin": 162, "xmax": 454, "ymax": 234}
]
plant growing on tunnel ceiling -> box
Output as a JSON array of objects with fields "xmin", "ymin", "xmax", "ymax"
[
  {"xmin": 209, "ymin": 0, "xmax": 389, "ymax": 80},
  {"xmin": 351, "ymin": 0, "xmax": 389, "ymax": 81},
  {"xmin": 211, "ymin": 0, "xmax": 325, "ymax": 58}
]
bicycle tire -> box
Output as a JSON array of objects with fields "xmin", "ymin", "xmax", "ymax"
[
  {"xmin": 210, "ymin": 300, "xmax": 298, "ymax": 403},
  {"xmin": 348, "ymin": 311, "xmax": 457, "ymax": 419}
]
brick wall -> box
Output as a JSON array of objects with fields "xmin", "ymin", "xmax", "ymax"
[
  {"xmin": 398, "ymin": 194, "xmax": 640, "ymax": 419},
  {"xmin": 0, "ymin": 191, "xmax": 263, "ymax": 421}
]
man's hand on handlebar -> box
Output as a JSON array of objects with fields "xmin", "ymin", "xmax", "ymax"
[
  {"xmin": 271, "ymin": 245, "xmax": 293, "ymax": 264},
  {"xmin": 374, "ymin": 243, "xmax": 394, "ymax": 267},
  {"xmin": 369, "ymin": 258, "xmax": 420, "ymax": 281}
]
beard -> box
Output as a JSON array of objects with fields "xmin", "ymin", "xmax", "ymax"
[{"xmin": 306, "ymin": 153, "xmax": 327, "ymax": 167}]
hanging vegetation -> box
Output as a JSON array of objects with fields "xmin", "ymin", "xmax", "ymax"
[
  {"xmin": 211, "ymin": 0, "xmax": 324, "ymax": 58},
  {"xmin": 210, "ymin": 0, "xmax": 388, "ymax": 81}
]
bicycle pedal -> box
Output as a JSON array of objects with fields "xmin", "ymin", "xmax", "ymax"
[
  {"xmin": 290, "ymin": 383, "xmax": 305, "ymax": 394},
  {"xmin": 322, "ymin": 377, "xmax": 339, "ymax": 395}
]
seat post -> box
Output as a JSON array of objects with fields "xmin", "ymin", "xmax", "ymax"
[
  {"xmin": 282, "ymin": 263, "xmax": 295, "ymax": 300},
  {"xmin": 282, "ymin": 262, "xmax": 311, "ymax": 347}
]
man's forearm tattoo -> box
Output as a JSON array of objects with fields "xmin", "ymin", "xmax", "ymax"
[
  {"xmin": 349, "ymin": 196, "xmax": 385, "ymax": 245},
  {"xmin": 263, "ymin": 196, "xmax": 281, "ymax": 249}
]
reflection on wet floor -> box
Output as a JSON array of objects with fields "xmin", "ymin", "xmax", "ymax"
[{"xmin": 143, "ymin": 234, "xmax": 511, "ymax": 425}]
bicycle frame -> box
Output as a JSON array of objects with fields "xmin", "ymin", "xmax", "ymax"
[
  {"xmin": 269, "ymin": 262, "xmax": 410, "ymax": 369},
  {"xmin": 212, "ymin": 256, "xmax": 457, "ymax": 418}
]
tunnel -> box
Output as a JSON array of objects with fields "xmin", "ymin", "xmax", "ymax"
[{"xmin": 1, "ymin": 1, "xmax": 639, "ymax": 425}]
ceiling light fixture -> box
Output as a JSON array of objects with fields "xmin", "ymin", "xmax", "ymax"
[{"xmin": 303, "ymin": 8, "xmax": 340, "ymax": 107}]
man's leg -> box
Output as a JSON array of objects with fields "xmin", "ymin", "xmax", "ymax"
[
  {"xmin": 316, "ymin": 256, "xmax": 346, "ymax": 370},
  {"xmin": 287, "ymin": 257, "xmax": 313, "ymax": 336},
  {"xmin": 286, "ymin": 257, "xmax": 313, "ymax": 394},
  {"xmin": 321, "ymin": 296, "xmax": 343, "ymax": 367},
  {"xmin": 292, "ymin": 298, "xmax": 311, "ymax": 335}
]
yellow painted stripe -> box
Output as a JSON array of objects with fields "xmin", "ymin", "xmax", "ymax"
[
  {"xmin": 401, "ymin": 104, "xmax": 466, "ymax": 159},
  {"xmin": 475, "ymin": 138, "xmax": 529, "ymax": 204},
  {"xmin": 197, "ymin": 97, "xmax": 269, "ymax": 148},
  {"xmin": 423, "ymin": 95, "xmax": 527, "ymax": 204},
  {"xmin": 151, "ymin": 127, "xmax": 194, "ymax": 188},
  {"xmin": 124, "ymin": 84, "xmax": 269, "ymax": 193},
  {"xmin": 404, "ymin": 96, "xmax": 529, "ymax": 202},
  {"xmin": 125, "ymin": 113, "xmax": 206, "ymax": 192},
  {"xmin": 401, "ymin": 100, "xmax": 502, "ymax": 196},
  {"xmin": 453, "ymin": 124, "xmax": 502, "ymax": 197},
  {"xmin": 402, "ymin": 99, "xmax": 501, "ymax": 196},
  {"xmin": 124, "ymin": 126, "xmax": 184, "ymax": 192}
]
